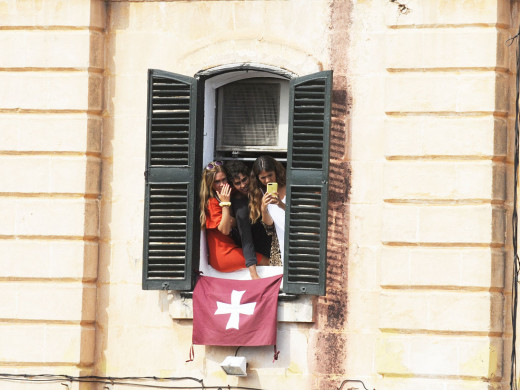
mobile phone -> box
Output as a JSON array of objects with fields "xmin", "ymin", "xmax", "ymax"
[{"xmin": 267, "ymin": 182, "xmax": 278, "ymax": 194}]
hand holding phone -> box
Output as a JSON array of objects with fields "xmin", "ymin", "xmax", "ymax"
[{"xmin": 266, "ymin": 182, "xmax": 278, "ymax": 194}]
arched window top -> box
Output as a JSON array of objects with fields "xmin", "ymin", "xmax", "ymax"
[{"xmin": 195, "ymin": 63, "xmax": 297, "ymax": 81}]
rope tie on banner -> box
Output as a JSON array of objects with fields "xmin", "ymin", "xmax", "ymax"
[
  {"xmin": 272, "ymin": 345, "xmax": 280, "ymax": 362},
  {"xmin": 186, "ymin": 344, "xmax": 195, "ymax": 363}
]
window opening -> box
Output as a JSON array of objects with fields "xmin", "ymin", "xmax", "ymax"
[{"xmin": 200, "ymin": 70, "xmax": 288, "ymax": 280}]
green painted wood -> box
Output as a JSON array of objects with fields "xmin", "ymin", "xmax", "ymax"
[
  {"xmin": 284, "ymin": 70, "xmax": 332, "ymax": 295},
  {"xmin": 142, "ymin": 69, "xmax": 200, "ymax": 290}
]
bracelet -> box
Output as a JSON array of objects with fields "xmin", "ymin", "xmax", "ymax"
[{"xmin": 219, "ymin": 201, "xmax": 231, "ymax": 207}]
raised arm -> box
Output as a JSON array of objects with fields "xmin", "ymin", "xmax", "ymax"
[{"xmin": 216, "ymin": 183, "xmax": 233, "ymax": 235}]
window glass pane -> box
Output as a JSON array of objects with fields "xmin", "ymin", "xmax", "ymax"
[{"xmin": 220, "ymin": 82, "xmax": 280, "ymax": 147}]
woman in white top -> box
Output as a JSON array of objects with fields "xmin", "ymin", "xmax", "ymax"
[{"xmin": 249, "ymin": 156, "xmax": 286, "ymax": 266}]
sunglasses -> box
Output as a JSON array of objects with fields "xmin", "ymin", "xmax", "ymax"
[{"xmin": 205, "ymin": 161, "xmax": 223, "ymax": 170}]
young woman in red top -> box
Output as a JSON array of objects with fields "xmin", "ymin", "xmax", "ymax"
[{"xmin": 199, "ymin": 161, "xmax": 268, "ymax": 279}]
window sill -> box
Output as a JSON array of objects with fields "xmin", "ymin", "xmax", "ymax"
[{"xmin": 169, "ymin": 292, "xmax": 315, "ymax": 323}]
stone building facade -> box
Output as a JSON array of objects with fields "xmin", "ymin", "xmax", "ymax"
[{"xmin": 0, "ymin": 0, "xmax": 515, "ymax": 389}]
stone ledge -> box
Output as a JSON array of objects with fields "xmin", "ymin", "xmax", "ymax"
[{"xmin": 169, "ymin": 292, "xmax": 315, "ymax": 323}]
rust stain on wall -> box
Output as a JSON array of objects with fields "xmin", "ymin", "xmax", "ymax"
[{"xmin": 310, "ymin": 0, "xmax": 352, "ymax": 389}]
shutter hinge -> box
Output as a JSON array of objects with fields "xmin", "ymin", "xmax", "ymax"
[
  {"xmin": 162, "ymin": 282, "xmax": 170, "ymax": 290},
  {"xmin": 144, "ymin": 170, "xmax": 149, "ymax": 182}
]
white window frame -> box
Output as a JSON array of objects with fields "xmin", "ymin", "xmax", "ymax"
[
  {"xmin": 202, "ymin": 70, "xmax": 289, "ymax": 161},
  {"xmin": 198, "ymin": 70, "xmax": 290, "ymax": 280}
]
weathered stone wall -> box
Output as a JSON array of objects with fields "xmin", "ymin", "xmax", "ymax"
[
  {"xmin": 309, "ymin": 0, "xmax": 351, "ymax": 389},
  {"xmin": 96, "ymin": 1, "xmax": 331, "ymax": 389},
  {"xmin": 0, "ymin": 0, "xmax": 513, "ymax": 389},
  {"xmin": 344, "ymin": 1, "xmax": 510, "ymax": 389},
  {"xmin": 0, "ymin": 0, "xmax": 105, "ymax": 388},
  {"xmin": 503, "ymin": 1, "xmax": 519, "ymax": 388}
]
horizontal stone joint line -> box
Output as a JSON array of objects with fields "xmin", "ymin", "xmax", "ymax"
[
  {"xmin": 380, "ymin": 285, "xmax": 504, "ymax": 293},
  {"xmin": 378, "ymin": 372, "xmax": 501, "ymax": 382},
  {"xmin": 385, "ymin": 111, "xmax": 507, "ymax": 118},
  {"xmin": 387, "ymin": 23, "xmax": 508, "ymax": 29},
  {"xmin": 387, "ymin": 67, "xmax": 509, "ymax": 74},
  {"xmin": 385, "ymin": 155, "xmax": 505, "ymax": 161},
  {"xmin": 0, "ymin": 362, "xmax": 92, "ymax": 368},
  {"xmin": 0, "ymin": 277, "xmax": 97, "ymax": 284},
  {"xmin": 0, "ymin": 150, "xmax": 100, "ymax": 155},
  {"xmin": 0, "ymin": 152, "xmax": 102, "ymax": 160},
  {"xmin": 0, "ymin": 192, "xmax": 100, "ymax": 199},
  {"xmin": 0, "ymin": 109, "xmax": 102, "ymax": 115},
  {"xmin": 383, "ymin": 242, "xmax": 504, "ymax": 248},
  {"xmin": 0, "ymin": 26, "xmax": 103, "ymax": 33},
  {"xmin": 0, "ymin": 113, "xmax": 103, "ymax": 120},
  {"xmin": 0, "ymin": 318, "xmax": 95, "ymax": 326},
  {"xmin": 384, "ymin": 199, "xmax": 504, "ymax": 206},
  {"xmin": 380, "ymin": 328, "xmax": 503, "ymax": 337},
  {"xmin": 0, "ymin": 235, "xmax": 99, "ymax": 242},
  {"xmin": 383, "ymin": 201, "xmax": 505, "ymax": 208},
  {"xmin": 0, "ymin": 67, "xmax": 103, "ymax": 73}
]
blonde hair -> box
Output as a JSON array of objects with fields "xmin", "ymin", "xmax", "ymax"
[
  {"xmin": 249, "ymin": 187, "xmax": 263, "ymax": 224},
  {"xmin": 199, "ymin": 165, "xmax": 226, "ymax": 227},
  {"xmin": 249, "ymin": 156, "xmax": 286, "ymax": 223}
]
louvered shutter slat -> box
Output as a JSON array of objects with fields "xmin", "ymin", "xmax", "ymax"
[
  {"xmin": 149, "ymin": 75, "xmax": 192, "ymax": 168},
  {"xmin": 143, "ymin": 70, "xmax": 201, "ymax": 291},
  {"xmin": 146, "ymin": 182, "xmax": 188, "ymax": 280},
  {"xmin": 284, "ymin": 70, "xmax": 332, "ymax": 295}
]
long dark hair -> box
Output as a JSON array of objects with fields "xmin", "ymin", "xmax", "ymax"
[{"xmin": 249, "ymin": 156, "xmax": 286, "ymax": 223}]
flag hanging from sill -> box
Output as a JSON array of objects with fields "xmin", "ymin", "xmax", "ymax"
[{"xmin": 192, "ymin": 274, "xmax": 283, "ymax": 346}]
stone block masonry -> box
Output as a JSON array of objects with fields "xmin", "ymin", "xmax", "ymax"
[
  {"xmin": 0, "ymin": 1, "xmax": 514, "ymax": 390},
  {"xmin": 0, "ymin": 0, "xmax": 105, "ymax": 378},
  {"xmin": 374, "ymin": 0, "xmax": 511, "ymax": 388}
]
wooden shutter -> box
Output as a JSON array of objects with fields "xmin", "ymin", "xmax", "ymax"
[
  {"xmin": 284, "ymin": 70, "xmax": 332, "ymax": 295},
  {"xmin": 142, "ymin": 69, "xmax": 201, "ymax": 290}
]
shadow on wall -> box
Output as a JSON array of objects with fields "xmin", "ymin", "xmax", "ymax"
[
  {"xmin": 91, "ymin": 0, "xmax": 113, "ymax": 376},
  {"xmin": 94, "ymin": 0, "xmax": 347, "ymax": 383},
  {"xmin": 82, "ymin": 0, "xmax": 106, "ymax": 375},
  {"xmin": 310, "ymin": 0, "xmax": 352, "ymax": 388}
]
